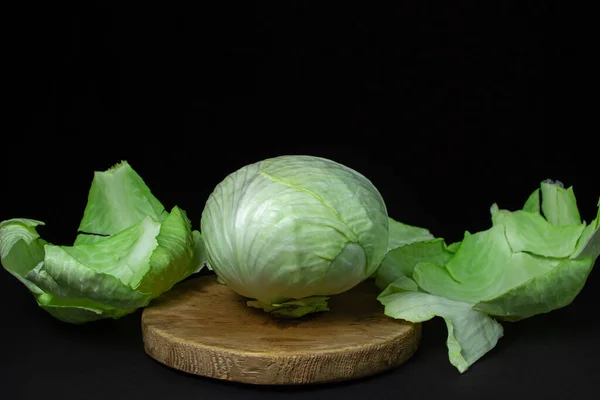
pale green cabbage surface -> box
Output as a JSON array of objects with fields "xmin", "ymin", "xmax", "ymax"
[{"xmin": 200, "ymin": 155, "xmax": 391, "ymax": 317}]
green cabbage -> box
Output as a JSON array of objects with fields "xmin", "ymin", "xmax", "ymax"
[
  {"xmin": 0, "ymin": 161, "xmax": 207, "ymax": 324},
  {"xmin": 375, "ymin": 180, "xmax": 599, "ymax": 373},
  {"xmin": 200, "ymin": 155, "xmax": 391, "ymax": 317}
]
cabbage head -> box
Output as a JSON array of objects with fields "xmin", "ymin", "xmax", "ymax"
[{"xmin": 200, "ymin": 155, "xmax": 390, "ymax": 317}]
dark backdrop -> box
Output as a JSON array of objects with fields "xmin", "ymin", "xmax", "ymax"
[{"xmin": 2, "ymin": 2, "xmax": 597, "ymax": 399}]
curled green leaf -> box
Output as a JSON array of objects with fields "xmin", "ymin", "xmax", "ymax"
[{"xmin": 0, "ymin": 161, "xmax": 207, "ymax": 324}]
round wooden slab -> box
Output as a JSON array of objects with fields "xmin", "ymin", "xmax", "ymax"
[{"xmin": 141, "ymin": 274, "xmax": 421, "ymax": 385}]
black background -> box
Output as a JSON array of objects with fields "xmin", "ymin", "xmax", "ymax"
[{"xmin": 2, "ymin": 2, "xmax": 597, "ymax": 399}]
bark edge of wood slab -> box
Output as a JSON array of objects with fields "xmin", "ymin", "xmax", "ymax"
[{"xmin": 141, "ymin": 274, "xmax": 421, "ymax": 385}]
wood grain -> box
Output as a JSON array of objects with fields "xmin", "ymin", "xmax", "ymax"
[{"xmin": 141, "ymin": 274, "xmax": 421, "ymax": 385}]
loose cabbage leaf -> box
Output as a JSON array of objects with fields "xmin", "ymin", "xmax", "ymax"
[
  {"xmin": 491, "ymin": 204, "xmax": 585, "ymax": 258},
  {"xmin": 0, "ymin": 219, "xmax": 133, "ymax": 323},
  {"xmin": 376, "ymin": 180, "xmax": 599, "ymax": 373},
  {"xmin": 0, "ymin": 219, "xmax": 47, "ymax": 295},
  {"xmin": 136, "ymin": 207, "xmax": 196, "ymax": 293},
  {"xmin": 386, "ymin": 218, "xmax": 435, "ymax": 252},
  {"xmin": 77, "ymin": 161, "xmax": 167, "ymax": 236},
  {"xmin": 36, "ymin": 293, "xmax": 135, "ymax": 324},
  {"xmin": 373, "ymin": 217, "xmax": 439, "ymax": 289},
  {"xmin": 413, "ymin": 225, "xmax": 560, "ymax": 304},
  {"xmin": 378, "ymin": 275, "xmax": 419, "ymax": 297},
  {"xmin": 378, "ymin": 276, "xmax": 503, "ymax": 374},
  {"xmin": 539, "ymin": 180, "xmax": 581, "ymax": 227},
  {"xmin": 522, "ymin": 188, "xmax": 540, "ymax": 214},
  {"xmin": 375, "ymin": 238, "xmax": 454, "ymax": 291},
  {"xmin": 474, "ymin": 257, "xmax": 594, "ymax": 321},
  {"xmin": 0, "ymin": 161, "xmax": 207, "ymax": 324},
  {"xmin": 73, "ymin": 234, "xmax": 110, "ymax": 245},
  {"xmin": 572, "ymin": 197, "xmax": 600, "ymax": 260}
]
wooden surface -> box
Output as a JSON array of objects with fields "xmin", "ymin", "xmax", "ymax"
[{"xmin": 141, "ymin": 274, "xmax": 421, "ymax": 385}]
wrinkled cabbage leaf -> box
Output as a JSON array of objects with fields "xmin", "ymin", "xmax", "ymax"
[
  {"xmin": 378, "ymin": 276, "xmax": 503, "ymax": 373},
  {"xmin": 0, "ymin": 161, "xmax": 207, "ymax": 324},
  {"xmin": 375, "ymin": 180, "xmax": 599, "ymax": 373}
]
